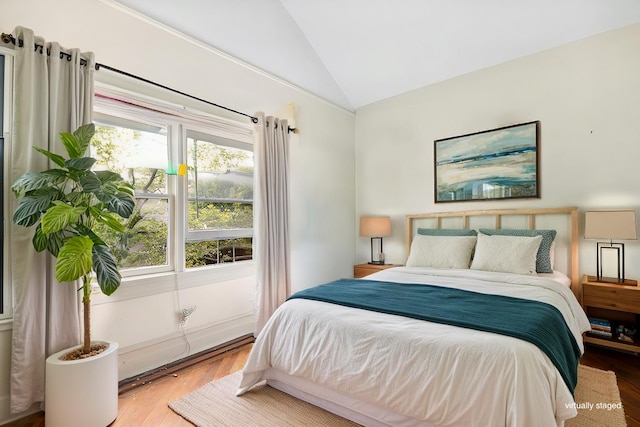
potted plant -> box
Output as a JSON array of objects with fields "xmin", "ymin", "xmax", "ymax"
[{"xmin": 11, "ymin": 123, "xmax": 135, "ymax": 427}]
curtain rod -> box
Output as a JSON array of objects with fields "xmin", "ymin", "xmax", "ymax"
[
  {"xmin": 1, "ymin": 32, "xmax": 88, "ymax": 66},
  {"xmin": 95, "ymin": 63, "xmax": 260, "ymax": 124},
  {"xmin": 1, "ymin": 32, "xmax": 297, "ymax": 134}
]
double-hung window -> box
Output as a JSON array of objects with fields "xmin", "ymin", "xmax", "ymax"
[
  {"xmin": 92, "ymin": 89, "xmax": 254, "ymax": 279},
  {"xmin": 91, "ymin": 115, "xmax": 171, "ymax": 275},
  {"xmin": 185, "ymin": 128, "xmax": 253, "ymax": 268}
]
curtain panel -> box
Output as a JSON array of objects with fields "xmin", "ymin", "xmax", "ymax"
[
  {"xmin": 9, "ymin": 26, "xmax": 94, "ymax": 413},
  {"xmin": 253, "ymin": 112, "xmax": 291, "ymax": 334}
]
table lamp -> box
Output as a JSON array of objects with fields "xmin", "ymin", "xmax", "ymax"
[
  {"xmin": 584, "ymin": 210, "xmax": 637, "ymax": 283},
  {"xmin": 360, "ymin": 216, "xmax": 391, "ymax": 265}
]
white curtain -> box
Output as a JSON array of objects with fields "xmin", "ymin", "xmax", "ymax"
[
  {"xmin": 9, "ymin": 26, "xmax": 94, "ymax": 413},
  {"xmin": 254, "ymin": 112, "xmax": 291, "ymax": 334}
]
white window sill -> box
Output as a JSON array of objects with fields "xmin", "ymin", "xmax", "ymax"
[
  {"xmin": 91, "ymin": 261, "xmax": 255, "ymax": 304},
  {"xmin": 0, "ymin": 318, "xmax": 13, "ymax": 332}
]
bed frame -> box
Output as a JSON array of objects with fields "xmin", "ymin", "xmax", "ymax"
[
  {"xmin": 257, "ymin": 207, "xmax": 581, "ymax": 427},
  {"xmin": 405, "ymin": 207, "xmax": 580, "ymax": 299}
]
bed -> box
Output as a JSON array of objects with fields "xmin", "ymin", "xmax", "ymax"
[{"xmin": 237, "ymin": 207, "xmax": 591, "ymax": 427}]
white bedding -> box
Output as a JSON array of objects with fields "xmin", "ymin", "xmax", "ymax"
[
  {"xmin": 539, "ymin": 270, "xmax": 572, "ymax": 287},
  {"xmin": 238, "ymin": 267, "xmax": 591, "ymax": 427}
]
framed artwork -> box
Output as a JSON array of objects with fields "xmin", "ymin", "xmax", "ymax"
[{"xmin": 434, "ymin": 121, "xmax": 540, "ymax": 203}]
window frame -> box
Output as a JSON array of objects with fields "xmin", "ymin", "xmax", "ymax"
[
  {"xmin": 183, "ymin": 125, "xmax": 254, "ymax": 242},
  {"xmin": 182, "ymin": 125, "xmax": 254, "ymax": 269},
  {"xmin": 92, "ymin": 112, "xmax": 176, "ymax": 277},
  {"xmin": 93, "ymin": 86, "xmax": 255, "ymax": 280}
]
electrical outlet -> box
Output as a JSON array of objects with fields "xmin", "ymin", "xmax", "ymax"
[{"xmin": 178, "ymin": 305, "xmax": 197, "ymax": 324}]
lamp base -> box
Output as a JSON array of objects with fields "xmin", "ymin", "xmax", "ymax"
[
  {"xmin": 587, "ymin": 275, "xmax": 638, "ymax": 286},
  {"xmin": 368, "ymin": 261, "xmax": 385, "ymax": 265}
]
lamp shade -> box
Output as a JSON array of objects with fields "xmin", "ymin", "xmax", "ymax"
[
  {"xmin": 359, "ymin": 216, "xmax": 391, "ymax": 237},
  {"xmin": 584, "ymin": 210, "xmax": 637, "ymax": 240}
]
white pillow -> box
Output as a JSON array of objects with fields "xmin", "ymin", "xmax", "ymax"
[
  {"xmin": 470, "ymin": 233, "xmax": 543, "ymax": 275},
  {"xmin": 406, "ymin": 235, "xmax": 477, "ymax": 269}
]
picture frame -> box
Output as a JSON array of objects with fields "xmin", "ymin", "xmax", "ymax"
[{"xmin": 434, "ymin": 121, "xmax": 540, "ymax": 203}]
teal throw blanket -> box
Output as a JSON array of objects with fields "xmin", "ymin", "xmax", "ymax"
[{"xmin": 288, "ymin": 278, "xmax": 581, "ymax": 393}]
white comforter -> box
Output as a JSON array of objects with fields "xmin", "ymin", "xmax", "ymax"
[{"xmin": 238, "ymin": 267, "xmax": 591, "ymax": 427}]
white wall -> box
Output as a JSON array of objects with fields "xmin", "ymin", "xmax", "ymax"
[
  {"xmin": 4, "ymin": 2, "xmax": 638, "ymax": 424},
  {"xmin": 0, "ymin": 0, "xmax": 355, "ymax": 422},
  {"xmin": 355, "ymin": 23, "xmax": 640, "ymax": 280}
]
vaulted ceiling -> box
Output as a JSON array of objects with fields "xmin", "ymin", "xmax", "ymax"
[{"xmin": 113, "ymin": 0, "xmax": 640, "ymax": 111}]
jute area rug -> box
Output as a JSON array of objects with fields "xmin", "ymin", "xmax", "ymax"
[{"xmin": 168, "ymin": 365, "xmax": 626, "ymax": 427}]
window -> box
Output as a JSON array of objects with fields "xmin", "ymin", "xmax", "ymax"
[
  {"xmin": 185, "ymin": 129, "xmax": 253, "ymax": 268},
  {"xmin": 92, "ymin": 90, "xmax": 254, "ymax": 278},
  {"xmin": 91, "ymin": 118, "xmax": 171, "ymax": 274}
]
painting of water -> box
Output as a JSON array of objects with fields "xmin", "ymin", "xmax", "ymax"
[{"xmin": 434, "ymin": 121, "xmax": 539, "ymax": 202}]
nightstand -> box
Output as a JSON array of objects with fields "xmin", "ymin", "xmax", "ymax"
[
  {"xmin": 354, "ymin": 263, "xmax": 399, "ymax": 278},
  {"xmin": 581, "ymin": 274, "xmax": 640, "ymax": 353}
]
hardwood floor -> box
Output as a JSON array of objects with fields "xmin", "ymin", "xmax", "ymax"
[
  {"xmin": 581, "ymin": 343, "xmax": 640, "ymax": 427},
  {"xmin": 3, "ymin": 342, "xmax": 639, "ymax": 427},
  {"xmin": 2, "ymin": 344, "xmax": 252, "ymax": 427}
]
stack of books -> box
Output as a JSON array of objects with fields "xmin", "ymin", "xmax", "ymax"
[
  {"xmin": 588, "ymin": 317, "xmax": 612, "ymax": 338},
  {"xmin": 617, "ymin": 324, "xmax": 637, "ymax": 343}
]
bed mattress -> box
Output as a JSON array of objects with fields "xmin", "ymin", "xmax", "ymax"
[{"xmin": 238, "ymin": 267, "xmax": 590, "ymax": 427}]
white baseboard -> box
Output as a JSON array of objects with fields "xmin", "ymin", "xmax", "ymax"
[
  {"xmin": 0, "ymin": 398, "xmax": 40, "ymax": 425},
  {"xmin": 117, "ymin": 314, "xmax": 254, "ymax": 381}
]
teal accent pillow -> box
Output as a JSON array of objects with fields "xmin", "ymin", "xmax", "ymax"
[
  {"xmin": 417, "ymin": 228, "xmax": 477, "ymax": 236},
  {"xmin": 478, "ymin": 229, "xmax": 557, "ymax": 273}
]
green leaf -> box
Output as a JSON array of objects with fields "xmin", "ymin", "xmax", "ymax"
[
  {"xmin": 74, "ymin": 123, "xmax": 95, "ymax": 157},
  {"xmin": 102, "ymin": 182, "xmax": 119, "ymax": 195},
  {"xmin": 59, "ymin": 132, "xmax": 82, "ymax": 159},
  {"xmin": 76, "ymin": 225, "xmax": 106, "ymax": 246},
  {"xmin": 46, "ymin": 229, "xmax": 70, "ymax": 257},
  {"xmin": 13, "ymin": 210, "xmax": 41, "ymax": 227},
  {"xmin": 41, "ymin": 169, "xmax": 69, "ymax": 185},
  {"xmin": 55, "ymin": 236, "xmax": 94, "ymax": 283},
  {"xmin": 65, "ymin": 190, "xmax": 88, "ymax": 205},
  {"xmin": 92, "ymin": 244, "xmax": 121, "ymax": 296},
  {"xmin": 41, "ymin": 202, "xmax": 86, "ymax": 234},
  {"xmin": 35, "ymin": 147, "xmax": 66, "ymax": 168},
  {"xmin": 106, "ymin": 193, "xmax": 135, "ymax": 219},
  {"xmin": 13, "ymin": 192, "xmax": 53, "ymax": 226},
  {"xmin": 93, "ymin": 211, "xmax": 125, "ymax": 233},
  {"xmin": 65, "ymin": 157, "xmax": 97, "ymax": 171},
  {"xmin": 117, "ymin": 182, "xmax": 135, "ymax": 198},
  {"xmin": 93, "ymin": 192, "xmax": 113, "ymax": 205},
  {"xmin": 32, "ymin": 224, "xmax": 48, "ymax": 252},
  {"xmin": 79, "ymin": 171, "xmax": 102, "ymax": 194},
  {"xmin": 95, "ymin": 170, "xmax": 123, "ymax": 184},
  {"xmin": 11, "ymin": 172, "xmax": 53, "ymax": 196}
]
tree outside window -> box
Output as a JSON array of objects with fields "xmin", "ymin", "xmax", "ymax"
[{"xmin": 90, "ymin": 121, "xmax": 253, "ymax": 273}]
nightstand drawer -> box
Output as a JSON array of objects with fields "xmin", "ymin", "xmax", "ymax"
[
  {"xmin": 354, "ymin": 263, "xmax": 399, "ymax": 278},
  {"xmin": 583, "ymin": 285, "xmax": 640, "ymax": 312}
]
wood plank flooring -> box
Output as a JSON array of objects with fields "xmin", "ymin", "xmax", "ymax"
[
  {"xmin": 109, "ymin": 343, "xmax": 251, "ymax": 426},
  {"xmin": 580, "ymin": 344, "xmax": 640, "ymax": 427},
  {"xmin": 3, "ymin": 342, "xmax": 639, "ymax": 427},
  {"xmin": 2, "ymin": 344, "xmax": 251, "ymax": 427}
]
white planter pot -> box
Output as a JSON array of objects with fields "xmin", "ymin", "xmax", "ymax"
[{"xmin": 45, "ymin": 341, "xmax": 119, "ymax": 427}]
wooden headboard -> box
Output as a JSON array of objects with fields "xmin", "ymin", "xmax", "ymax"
[{"xmin": 405, "ymin": 207, "xmax": 579, "ymax": 298}]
